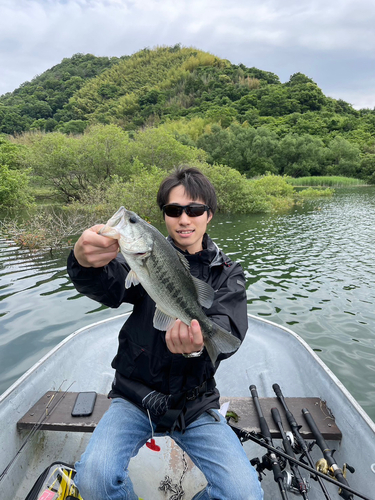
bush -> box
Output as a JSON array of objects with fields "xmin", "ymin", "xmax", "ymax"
[
  {"xmin": 298, "ymin": 187, "xmax": 334, "ymax": 198},
  {"xmin": 69, "ymin": 165, "xmax": 309, "ymax": 224},
  {"xmin": 67, "ymin": 163, "xmax": 166, "ymax": 223},
  {"xmin": 198, "ymin": 163, "xmax": 271, "ymax": 213},
  {"xmin": 0, "ymin": 164, "xmax": 34, "ymax": 209},
  {"xmin": 252, "ymin": 173, "xmax": 294, "ymax": 197},
  {"xmin": 0, "ymin": 207, "xmax": 93, "ymax": 252}
]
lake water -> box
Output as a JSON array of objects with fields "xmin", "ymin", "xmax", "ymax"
[{"xmin": 1, "ymin": 187, "xmax": 375, "ymax": 421}]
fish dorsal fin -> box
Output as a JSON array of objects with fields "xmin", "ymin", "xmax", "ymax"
[
  {"xmin": 192, "ymin": 276, "xmax": 215, "ymax": 309},
  {"xmin": 125, "ymin": 270, "xmax": 140, "ymax": 289},
  {"xmin": 176, "ymin": 250, "xmax": 190, "ymax": 271},
  {"xmin": 153, "ymin": 307, "xmax": 177, "ymax": 331}
]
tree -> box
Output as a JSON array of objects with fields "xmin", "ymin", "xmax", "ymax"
[
  {"xmin": 197, "ymin": 124, "xmax": 278, "ymax": 177},
  {"xmin": 360, "ymin": 153, "xmax": 375, "ymax": 183},
  {"xmin": 325, "ymin": 136, "xmax": 361, "ymax": 177},
  {"xmin": 128, "ymin": 127, "xmax": 207, "ymax": 170},
  {"xmin": 258, "ymin": 86, "xmax": 300, "ymax": 116},
  {"xmin": 0, "ymin": 138, "xmax": 26, "ymax": 169},
  {"xmin": 286, "ymin": 72, "xmax": 316, "ymax": 86},
  {"xmin": 76, "ymin": 124, "xmax": 132, "ymax": 181},
  {"xmin": 27, "ymin": 132, "xmax": 80, "ymax": 201},
  {"xmin": 0, "ymin": 164, "xmax": 34, "ymax": 208},
  {"xmin": 274, "ymin": 134, "xmax": 326, "ymax": 177}
]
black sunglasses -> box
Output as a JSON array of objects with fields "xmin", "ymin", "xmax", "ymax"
[{"xmin": 162, "ymin": 204, "xmax": 210, "ymax": 218}]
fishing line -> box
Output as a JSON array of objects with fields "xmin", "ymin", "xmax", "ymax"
[{"xmin": 0, "ymin": 381, "xmax": 75, "ymax": 483}]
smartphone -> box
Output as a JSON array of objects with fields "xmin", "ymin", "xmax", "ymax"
[{"xmin": 71, "ymin": 391, "xmax": 97, "ymax": 417}]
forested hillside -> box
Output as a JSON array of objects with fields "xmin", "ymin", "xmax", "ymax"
[
  {"xmin": 1, "ymin": 45, "xmax": 375, "ymax": 184},
  {"xmin": 0, "ymin": 53, "xmax": 127, "ymax": 134}
]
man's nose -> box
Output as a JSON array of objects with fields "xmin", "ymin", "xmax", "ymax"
[{"xmin": 178, "ymin": 210, "xmax": 191, "ymax": 223}]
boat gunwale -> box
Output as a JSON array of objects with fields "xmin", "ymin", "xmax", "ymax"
[
  {"xmin": 0, "ymin": 312, "xmax": 131, "ymax": 404},
  {"xmin": 246, "ymin": 313, "xmax": 375, "ymax": 433}
]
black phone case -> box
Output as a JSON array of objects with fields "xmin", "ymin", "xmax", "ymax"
[{"xmin": 71, "ymin": 391, "xmax": 97, "ymax": 417}]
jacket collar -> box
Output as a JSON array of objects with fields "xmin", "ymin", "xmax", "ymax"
[{"xmin": 167, "ymin": 234, "xmax": 230, "ymax": 268}]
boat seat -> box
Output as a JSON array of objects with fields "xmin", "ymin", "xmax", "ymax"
[{"xmin": 17, "ymin": 392, "xmax": 342, "ymax": 440}]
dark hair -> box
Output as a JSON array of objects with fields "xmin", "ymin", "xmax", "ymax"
[{"xmin": 157, "ymin": 166, "xmax": 217, "ymax": 215}]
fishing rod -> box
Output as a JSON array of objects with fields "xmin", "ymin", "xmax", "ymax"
[
  {"xmin": 271, "ymin": 407, "xmax": 309, "ymax": 499},
  {"xmin": 0, "ymin": 381, "xmax": 74, "ymax": 483},
  {"xmin": 273, "ymin": 383, "xmax": 332, "ymax": 500},
  {"xmin": 249, "ymin": 384, "xmax": 289, "ymax": 500},
  {"xmin": 302, "ymin": 408, "xmax": 354, "ymax": 500},
  {"xmin": 229, "ymin": 424, "xmax": 373, "ymax": 500}
]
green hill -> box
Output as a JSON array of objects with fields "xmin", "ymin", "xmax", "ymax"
[
  {"xmin": 60, "ymin": 45, "xmax": 282, "ymax": 129},
  {"xmin": 0, "ymin": 53, "xmax": 126, "ymax": 134},
  {"xmin": 1, "ymin": 45, "xmax": 375, "ymax": 182}
]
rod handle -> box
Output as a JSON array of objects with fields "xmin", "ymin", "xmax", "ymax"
[
  {"xmin": 302, "ymin": 408, "xmax": 328, "ymax": 453},
  {"xmin": 273, "ymin": 383, "xmax": 282, "ymax": 398},
  {"xmin": 249, "ymin": 384, "xmax": 258, "ymax": 397},
  {"xmin": 302, "ymin": 409, "xmax": 353, "ymax": 498},
  {"xmin": 271, "ymin": 406, "xmax": 283, "ymax": 425},
  {"xmin": 250, "ymin": 385, "xmax": 271, "ymax": 440}
]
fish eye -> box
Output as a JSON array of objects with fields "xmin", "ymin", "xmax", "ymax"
[{"xmin": 129, "ymin": 215, "xmax": 137, "ymax": 224}]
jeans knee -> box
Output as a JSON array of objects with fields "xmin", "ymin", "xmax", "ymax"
[
  {"xmin": 214, "ymin": 464, "xmax": 263, "ymax": 500},
  {"xmin": 75, "ymin": 457, "xmax": 103, "ymax": 500},
  {"xmin": 75, "ymin": 456, "xmax": 132, "ymax": 500}
]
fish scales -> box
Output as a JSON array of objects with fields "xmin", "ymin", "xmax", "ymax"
[
  {"xmin": 99, "ymin": 207, "xmax": 241, "ymax": 365},
  {"xmin": 146, "ymin": 243, "xmax": 200, "ymax": 322}
]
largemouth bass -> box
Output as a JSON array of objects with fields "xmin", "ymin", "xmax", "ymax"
[{"xmin": 99, "ymin": 206, "xmax": 241, "ymax": 365}]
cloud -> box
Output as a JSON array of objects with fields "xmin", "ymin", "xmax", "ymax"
[{"xmin": 0, "ymin": 0, "xmax": 374, "ymax": 108}]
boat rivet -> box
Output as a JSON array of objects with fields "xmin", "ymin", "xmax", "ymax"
[
  {"xmin": 30, "ymin": 413, "xmax": 34, "ymax": 416},
  {"xmin": 328, "ymin": 423, "xmax": 332, "ymax": 427}
]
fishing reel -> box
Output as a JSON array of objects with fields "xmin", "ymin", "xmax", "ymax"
[
  {"xmin": 316, "ymin": 458, "xmax": 355, "ymax": 480},
  {"xmin": 282, "ymin": 470, "xmax": 310, "ymax": 496},
  {"xmin": 251, "ymin": 447, "xmax": 288, "ymax": 481},
  {"xmin": 251, "ymin": 454, "xmax": 310, "ymax": 495}
]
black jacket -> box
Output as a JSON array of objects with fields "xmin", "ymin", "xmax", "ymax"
[{"xmin": 67, "ymin": 234, "xmax": 247, "ymax": 430}]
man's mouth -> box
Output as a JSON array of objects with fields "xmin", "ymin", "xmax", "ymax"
[{"xmin": 176, "ymin": 230, "xmax": 194, "ymax": 235}]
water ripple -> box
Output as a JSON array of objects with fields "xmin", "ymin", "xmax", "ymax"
[
  {"xmin": 210, "ymin": 188, "xmax": 375, "ymax": 419},
  {"xmin": 1, "ymin": 189, "xmax": 375, "ymax": 420}
]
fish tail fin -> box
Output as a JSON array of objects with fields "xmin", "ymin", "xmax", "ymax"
[{"xmin": 204, "ymin": 322, "xmax": 241, "ymax": 365}]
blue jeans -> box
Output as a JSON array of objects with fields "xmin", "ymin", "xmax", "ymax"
[{"xmin": 75, "ymin": 398, "xmax": 263, "ymax": 500}]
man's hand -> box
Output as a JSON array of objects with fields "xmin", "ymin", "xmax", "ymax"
[
  {"xmin": 165, "ymin": 319, "xmax": 204, "ymax": 355},
  {"xmin": 74, "ymin": 225, "xmax": 119, "ymax": 268}
]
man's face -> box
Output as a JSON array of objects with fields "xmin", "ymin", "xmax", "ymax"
[{"xmin": 164, "ymin": 185, "xmax": 212, "ymax": 254}]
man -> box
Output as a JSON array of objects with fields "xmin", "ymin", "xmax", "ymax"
[{"xmin": 67, "ymin": 167, "xmax": 263, "ymax": 499}]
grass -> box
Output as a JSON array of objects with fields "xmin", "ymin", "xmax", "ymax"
[
  {"xmin": 298, "ymin": 187, "xmax": 334, "ymax": 198},
  {"xmin": 286, "ymin": 176, "xmax": 366, "ymax": 187}
]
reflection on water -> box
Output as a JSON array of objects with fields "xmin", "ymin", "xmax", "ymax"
[{"xmin": 1, "ymin": 187, "xmax": 375, "ymax": 420}]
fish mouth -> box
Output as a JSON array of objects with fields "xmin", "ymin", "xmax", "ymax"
[
  {"xmin": 122, "ymin": 248, "xmax": 149, "ymax": 257},
  {"xmin": 119, "ymin": 235, "xmax": 150, "ymax": 257}
]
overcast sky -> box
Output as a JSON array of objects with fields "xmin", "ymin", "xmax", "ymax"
[{"xmin": 1, "ymin": 0, "xmax": 374, "ymax": 109}]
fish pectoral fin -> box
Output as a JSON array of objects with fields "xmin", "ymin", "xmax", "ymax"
[
  {"xmin": 125, "ymin": 270, "xmax": 140, "ymax": 289},
  {"xmin": 153, "ymin": 308, "xmax": 177, "ymax": 331},
  {"xmin": 192, "ymin": 276, "xmax": 215, "ymax": 309}
]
